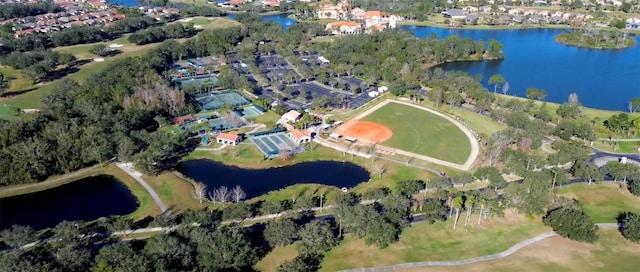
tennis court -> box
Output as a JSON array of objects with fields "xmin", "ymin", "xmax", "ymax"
[
  {"xmin": 193, "ymin": 91, "xmax": 250, "ymax": 111},
  {"xmin": 250, "ymin": 132, "xmax": 298, "ymax": 158},
  {"xmin": 241, "ymin": 105, "xmax": 265, "ymax": 117},
  {"xmin": 176, "ymin": 75, "xmax": 219, "ymax": 89}
]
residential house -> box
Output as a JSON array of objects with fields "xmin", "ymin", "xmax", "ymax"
[
  {"xmin": 442, "ymin": 9, "xmax": 466, "ymax": 20},
  {"xmin": 216, "ymin": 133, "xmax": 242, "ymax": 146},
  {"xmin": 529, "ymin": 16, "xmax": 543, "ymax": 24},
  {"xmin": 325, "ymin": 21, "xmax": 363, "ymax": 35},
  {"xmin": 465, "ymin": 13, "xmax": 479, "ymax": 24},
  {"xmin": 464, "ymin": 6, "xmax": 479, "ymax": 13},
  {"xmin": 349, "ymin": 7, "xmax": 365, "ymax": 19},
  {"xmin": 173, "ymin": 114, "xmax": 195, "ymax": 126},
  {"xmin": 626, "ymin": 17, "xmax": 640, "ymax": 29},
  {"xmin": 513, "ymin": 15, "xmax": 525, "ymax": 23}
]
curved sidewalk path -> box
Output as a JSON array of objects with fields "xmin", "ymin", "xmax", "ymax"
[
  {"xmin": 339, "ymin": 99, "xmax": 479, "ymax": 171},
  {"xmin": 116, "ymin": 163, "xmax": 168, "ymax": 214},
  {"xmin": 340, "ymin": 223, "xmax": 617, "ymax": 272}
]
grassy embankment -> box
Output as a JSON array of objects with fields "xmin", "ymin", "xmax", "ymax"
[
  {"xmin": 256, "ymin": 183, "xmax": 640, "ymax": 271},
  {"xmin": 0, "ymin": 164, "xmax": 160, "ymax": 220},
  {"xmin": 398, "ymin": 229, "xmax": 640, "ymax": 272},
  {"xmin": 0, "ymin": 17, "xmax": 240, "ymax": 120}
]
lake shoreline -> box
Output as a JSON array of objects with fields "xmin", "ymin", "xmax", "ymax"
[
  {"xmin": 397, "ymin": 20, "xmax": 640, "ymax": 34},
  {"xmin": 554, "ymin": 33, "xmax": 637, "ymax": 50}
]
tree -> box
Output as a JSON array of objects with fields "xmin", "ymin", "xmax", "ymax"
[
  {"xmin": 365, "ymin": 217, "xmax": 399, "ymax": 248},
  {"xmin": 504, "ymin": 172, "xmax": 552, "ymax": 215},
  {"xmin": 373, "ymin": 161, "xmax": 388, "ymax": 178},
  {"xmin": 297, "ymin": 220, "xmax": 339, "ymax": 256},
  {"xmin": 474, "ymin": 166, "xmax": 506, "ymax": 190},
  {"xmin": 211, "ymin": 186, "xmax": 230, "ymax": 204},
  {"xmin": 477, "ymin": 198, "xmax": 487, "ymax": 225},
  {"xmin": 618, "ymin": 212, "xmax": 640, "ymax": 243},
  {"xmin": 396, "ymin": 180, "xmax": 425, "ymax": 197},
  {"xmin": 502, "ymin": 81, "xmax": 510, "ymax": 95},
  {"xmin": 487, "ymin": 39, "xmax": 504, "ymax": 59},
  {"xmin": 193, "ymin": 182, "xmax": 207, "ymax": 204},
  {"xmin": 231, "ymin": 185, "xmax": 246, "ymax": 203},
  {"xmin": 222, "ymin": 202, "xmax": 252, "ymax": 221},
  {"xmin": 488, "ymin": 74, "xmax": 505, "ymax": 94},
  {"xmin": 421, "ymin": 198, "xmax": 448, "ymax": 223},
  {"xmin": 543, "ymin": 206, "xmax": 599, "ymax": 243},
  {"xmin": 264, "ymin": 218, "xmax": 299, "ymax": 247},
  {"xmin": 452, "ymin": 174, "xmax": 476, "ymax": 187},
  {"xmin": 526, "ymin": 87, "xmax": 547, "ymax": 100},
  {"xmin": 571, "ymin": 162, "xmax": 603, "ymax": 185},
  {"xmin": 96, "ymin": 242, "xmax": 152, "ymax": 272},
  {"xmin": 0, "ymin": 225, "xmax": 36, "ymax": 248},
  {"xmin": 464, "ymin": 194, "xmax": 476, "ymax": 226},
  {"xmin": 0, "ymin": 72, "xmax": 10, "ymax": 95},
  {"xmin": 428, "ymin": 176, "xmax": 452, "ymax": 193},
  {"xmin": 629, "ymin": 97, "xmax": 640, "ymax": 113},
  {"xmin": 196, "ymin": 227, "xmax": 259, "ymax": 271},
  {"xmin": 452, "ymin": 196, "xmax": 464, "ymax": 231},
  {"xmin": 277, "ymin": 253, "xmax": 322, "ymax": 272}
]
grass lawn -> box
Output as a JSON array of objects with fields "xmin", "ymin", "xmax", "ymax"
[
  {"xmin": 0, "ymin": 66, "xmax": 33, "ymax": 93},
  {"xmin": 422, "ymin": 100, "xmax": 506, "ymax": 137},
  {"xmin": 261, "ymin": 211, "xmax": 547, "ymax": 271},
  {"xmin": 254, "ymin": 244, "xmax": 299, "ymax": 272},
  {"xmin": 399, "ymin": 229, "xmax": 640, "ymax": 272},
  {"xmin": 361, "ymin": 102, "xmax": 471, "ymax": 164},
  {"xmin": 558, "ymin": 182, "xmax": 640, "ymax": 223},
  {"xmin": 0, "ymin": 164, "xmax": 160, "ymax": 221},
  {"xmin": 143, "ymin": 171, "xmax": 205, "ymax": 213},
  {"xmin": 592, "ymin": 140, "xmax": 640, "ymax": 154}
]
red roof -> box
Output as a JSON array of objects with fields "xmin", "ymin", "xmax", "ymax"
[
  {"xmin": 217, "ymin": 132, "xmax": 241, "ymax": 142},
  {"xmin": 290, "ymin": 129, "xmax": 310, "ymax": 140},
  {"xmin": 173, "ymin": 115, "xmax": 194, "ymax": 126}
]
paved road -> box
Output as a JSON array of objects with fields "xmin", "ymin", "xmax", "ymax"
[
  {"xmin": 115, "ymin": 163, "xmax": 168, "ymax": 214},
  {"xmin": 339, "ymin": 223, "xmax": 618, "ymax": 272}
]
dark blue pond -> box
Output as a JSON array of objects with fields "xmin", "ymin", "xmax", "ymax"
[
  {"xmin": 398, "ymin": 25, "xmax": 640, "ymax": 111},
  {"xmin": 0, "ymin": 176, "xmax": 139, "ymax": 230},
  {"xmin": 178, "ymin": 159, "xmax": 370, "ymax": 199}
]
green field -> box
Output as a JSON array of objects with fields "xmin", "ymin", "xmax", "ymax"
[
  {"xmin": 558, "ymin": 182, "xmax": 640, "ymax": 223},
  {"xmin": 399, "ymin": 229, "xmax": 640, "ymax": 272},
  {"xmin": 361, "ymin": 102, "xmax": 471, "ymax": 164}
]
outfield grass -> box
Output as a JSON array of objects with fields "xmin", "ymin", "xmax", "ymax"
[
  {"xmin": 399, "ymin": 229, "xmax": 640, "ymax": 272},
  {"xmin": 422, "ymin": 100, "xmax": 507, "ymax": 137},
  {"xmin": 361, "ymin": 102, "xmax": 471, "ymax": 164},
  {"xmin": 558, "ymin": 182, "xmax": 640, "ymax": 223}
]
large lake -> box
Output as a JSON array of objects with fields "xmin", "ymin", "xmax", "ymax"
[
  {"xmin": 398, "ymin": 25, "xmax": 640, "ymax": 111},
  {"xmin": 0, "ymin": 176, "xmax": 139, "ymax": 230},
  {"xmin": 178, "ymin": 159, "xmax": 370, "ymax": 199}
]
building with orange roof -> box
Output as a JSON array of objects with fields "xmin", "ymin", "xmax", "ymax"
[
  {"xmin": 325, "ymin": 21, "xmax": 363, "ymax": 35},
  {"xmin": 289, "ymin": 129, "xmax": 311, "ymax": 144},
  {"xmin": 217, "ymin": 132, "xmax": 242, "ymax": 146}
]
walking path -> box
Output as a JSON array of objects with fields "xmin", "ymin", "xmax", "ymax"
[
  {"xmin": 339, "ymin": 223, "xmax": 617, "ymax": 272},
  {"xmin": 333, "ymin": 99, "xmax": 479, "ymax": 171},
  {"xmin": 115, "ymin": 163, "xmax": 168, "ymax": 214}
]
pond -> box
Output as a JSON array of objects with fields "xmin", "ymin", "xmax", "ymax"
[
  {"xmin": 398, "ymin": 25, "xmax": 640, "ymax": 111},
  {"xmin": 0, "ymin": 176, "xmax": 139, "ymax": 230},
  {"xmin": 177, "ymin": 159, "xmax": 370, "ymax": 199},
  {"xmin": 227, "ymin": 13, "xmax": 297, "ymax": 30}
]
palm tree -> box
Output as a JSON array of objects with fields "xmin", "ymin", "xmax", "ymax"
[
  {"xmin": 464, "ymin": 195, "xmax": 475, "ymax": 226},
  {"xmin": 452, "ymin": 196, "xmax": 464, "ymax": 231},
  {"xmin": 477, "ymin": 198, "xmax": 487, "ymax": 225},
  {"xmin": 447, "ymin": 191, "xmax": 455, "ymax": 218}
]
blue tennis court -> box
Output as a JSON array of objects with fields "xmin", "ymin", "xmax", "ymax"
[
  {"xmin": 250, "ymin": 132, "xmax": 298, "ymax": 158},
  {"xmin": 194, "ymin": 91, "xmax": 250, "ymax": 111},
  {"xmin": 241, "ymin": 105, "xmax": 265, "ymax": 117}
]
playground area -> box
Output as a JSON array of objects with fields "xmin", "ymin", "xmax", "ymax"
[
  {"xmin": 333, "ymin": 120, "xmax": 393, "ymax": 145},
  {"xmin": 250, "ymin": 131, "xmax": 299, "ymax": 158},
  {"xmin": 193, "ymin": 91, "xmax": 250, "ymax": 111}
]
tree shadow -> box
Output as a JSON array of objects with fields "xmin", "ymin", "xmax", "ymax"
[{"xmin": 0, "ymin": 87, "xmax": 39, "ymax": 98}]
